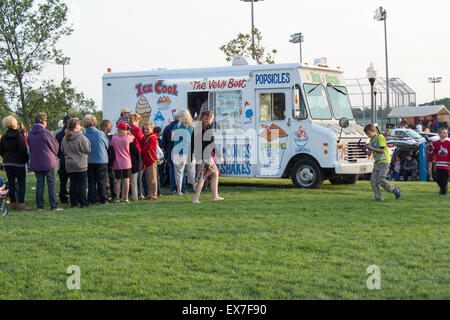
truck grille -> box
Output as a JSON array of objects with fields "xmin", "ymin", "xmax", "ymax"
[{"xmin": 346, "ymin": 142, "xmax": 368, "ymax": 160}]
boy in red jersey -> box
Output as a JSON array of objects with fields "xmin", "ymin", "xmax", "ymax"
[{"xmin": 432, "ymin": 127, "xmax": 450, "ymax": 195}]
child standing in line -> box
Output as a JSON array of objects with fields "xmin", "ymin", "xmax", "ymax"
[
  {"xmin": 364, "ymin": 123, "xmax": 401, "ymax": 201},
  {"xmin": 432, "ymin": 127, "xmax": 450, "ymax": 195},
  {"xmin": 109, "ymin": 122, "xmax": 134, "ymax": 203},
  {"xmin": 141, "ymin": 123, "xmax": 158, "ymax": 201}
]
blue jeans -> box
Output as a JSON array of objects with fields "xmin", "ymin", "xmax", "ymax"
[
  {"xmin": 5, "ymin": 166, "xmax": 26, "ymax": 203},
  {"xmin": 35, "ymin": 169, "xmax": 58, "ymax": 210},
  {"xmin": 87, "ymin": 164, "xmax": 107, "ymax": 204},
  {"xmin": 168, "ymin": 160, "xmax": 186, "ymax": 193},
  {"xmin": 390, "ymin": 171, "xmax": 400, "ymax": 181}
]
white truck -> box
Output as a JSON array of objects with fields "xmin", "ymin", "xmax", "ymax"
[{"xmin": 102, "ymin": 62, "xmax": 373, "ymax": 188}]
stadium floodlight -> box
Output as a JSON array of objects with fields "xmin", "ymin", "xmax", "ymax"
[
  {"xmin": 289, "ymin": 33, "xmax": 304, "ymax": 63},
  {"xmin": 428, "ymin": 77, "xmax": 443, "ymax": 106}
]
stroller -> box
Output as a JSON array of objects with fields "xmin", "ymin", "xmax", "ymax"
[{"xmin": 0, "ymin": 176, "xmax": 9, "ymax": 216}]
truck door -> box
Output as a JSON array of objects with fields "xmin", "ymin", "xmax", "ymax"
[{"xmin": 256, "ymin": 88, "xmax": 291, "ymax": 177}]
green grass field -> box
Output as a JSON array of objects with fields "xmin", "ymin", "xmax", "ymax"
[{"xmin": 0, "ymin": 175, "xmax": 448, "ymax": 299}]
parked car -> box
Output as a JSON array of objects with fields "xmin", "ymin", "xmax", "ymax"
[
  {"xmin": 418, "ymin": 132, "xmax": 440, "ymax": 142},
  {"xmin": 389, "ymin": 128, "xmax": 426, "ymax": 145},
  {"xmin": 387, "ymin": 139, "xmax": 420, "ymax": 181}
]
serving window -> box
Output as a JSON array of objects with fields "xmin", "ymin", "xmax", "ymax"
[{"xmin": 214, "ymin": 90, "xmax": 243, "ymax": 131}]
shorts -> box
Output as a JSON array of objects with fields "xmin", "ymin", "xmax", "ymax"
[{"xmin": 115, "ymin": 168, "xmax": 131, "ymax": 179}]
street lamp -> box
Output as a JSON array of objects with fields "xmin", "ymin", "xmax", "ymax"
[
  {"xmin": 289, "ymin": 33, "xmax": 304, "ymax": 63},
  {"xmin": 374, "ymin": 6, "xmax": 390, "ymax": 114},
  {"xmin": 241, "ymin": 0, "xmax": 264, "ymax": 59},
  {"xmin": 367, "ymin": 62, "xmax": 378, "ymax": 124},
  {"xmin": 428, "ymin": 77, "xmax": 442, "ymax": 107}
]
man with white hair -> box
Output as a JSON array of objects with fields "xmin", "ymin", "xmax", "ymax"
[{"xmin": 160, "ymin": 111, "xmax": 183, "ymax": 194}]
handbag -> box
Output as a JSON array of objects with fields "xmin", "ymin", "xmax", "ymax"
[{"xmin": 156, "ymin": 144, "xmax": 164, "ymax": 160}]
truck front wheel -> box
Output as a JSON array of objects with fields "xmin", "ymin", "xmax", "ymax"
[{"xmin": 291, "ymin": 159, "xmax": 322, "ymax": 189}]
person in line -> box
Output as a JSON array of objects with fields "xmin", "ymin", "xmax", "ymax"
[
  {"xmin": 389, "ymin": 155, "xmax": 403, "ymax": 181},
  {"xmin": 141, "ymin": 122, "xmax": 158, "ymax": 200},
  {"xmin": 28, "ymin": 112, "xmax": 63, "ymax": 211},
  {"xmin": 154, "ymin": 126, "xmax": 164, "ymax": 197},
  {"xmin": 54, "ymin": 119, "xmax": 64, "ymax": 137},
  {"xmin": 61, "ymin": 118, "xmax": 91, "ymax": 208},
  {"xmin": 55, "ymin": 116, "xmax": 71, "ymax": 204},
  {"xmin": 129, "ymin": 114, "xmax": 144, "ymax": 201},
  {"xmin": 110, "ymin": 122, "xmax": 134, "ymax": 203},
  {"xmin": 0, "ymin": 116, "xmax": 30, "ymax": 210},
  {"xmin": 160, "ymin": 112, "xmax": 182, "ymax": 194},
  {"xmin": 116, "ymin": 107, "xmax": 131, "ymax": 126},
  {"xmin": 100, "ymin": 120, "xmax": 115, "ymax": 200},
  {"xmin": 402, "ymin": 153, "xmax": 418, "ymax": 181},
  {"xmin": 432, "ymin": 127, "xmax": 450, "ymax": 195},
  {"xmin": 83, "ymin": 115, "xmax": 109, "ymax": 205},
  {"xmin": 172, "ymin": 110, "xmax": 195, "ymax": 195},
  {"xmin": 363, "ymin": 123, "xmax": 401, "ymax": 201},
  {"xmin": 190, "ymin": 111, "xmax": 224, "ymax": 204}
]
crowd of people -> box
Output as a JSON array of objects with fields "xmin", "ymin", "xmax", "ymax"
[{"xmin": 0, "ymin": 108, "xmax": 225, "ymax": 211}]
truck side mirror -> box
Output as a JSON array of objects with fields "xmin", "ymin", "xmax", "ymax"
[{"xmin": 339, "ymin": 118, "xmax": 350, "ymax": 129}]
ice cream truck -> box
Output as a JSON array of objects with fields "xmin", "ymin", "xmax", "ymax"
[{"xmin": 102, "ymin": 62, "xmax": 373, "ymax": 188}]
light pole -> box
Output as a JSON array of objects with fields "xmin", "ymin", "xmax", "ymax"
[
  {"xmin": 428, "ymin": 77, "xmax": 442, "ymax": 106},
  {"xmin": 56, "ymin": 57, "xmax": 71, "ymax": 81},
  {"xmin": 241, "ymin": 0, "xmax": 264, "ymax": 59},
  {"xmin": 367, "ymin": 62, "xmax": 378, "ymax": 124},
  {"xmin": 289, "ymin": 33, "xmax": 304, "ymax": 63},
  {"xmin": 374, "ymin": 6, "xmax": 390, "ymax": 114}
]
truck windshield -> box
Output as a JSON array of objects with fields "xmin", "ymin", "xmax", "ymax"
[
  {"xmin": 303, "ymin": 84, "xmax": 332, "ymax": 119},
  {"xmin": 327, "ymin": 85, "xmax": 354, "ymax": 120}
]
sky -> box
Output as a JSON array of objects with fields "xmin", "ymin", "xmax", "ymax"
[{"xmin": 40, "ymin": 0, "xmax": 450, "ymax": 109}]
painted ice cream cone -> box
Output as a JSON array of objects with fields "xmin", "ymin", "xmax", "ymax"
[{"xmin": 135, "ymin": 96, "xmax": 151, "ymax": 126}]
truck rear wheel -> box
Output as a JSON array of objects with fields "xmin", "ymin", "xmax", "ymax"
[
  {"xmin": 329, "ymin": 174, "xmax": 359, "ymax": 185},
  {"xmin": 291, "ymin": 159, "xmax": 322, "ymax": 189}
]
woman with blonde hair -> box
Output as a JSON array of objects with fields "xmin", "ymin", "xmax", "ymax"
[
  {"xmin": 190, "ymin": 111, "xmax": 224, "ymax": 203},
  {"xmin": 0, "ymin": 115, "xmax": 30, "ymax": 210},
  {"xmin": 172, "ymin": 110, "xmax": 195, "ymax": 195}
]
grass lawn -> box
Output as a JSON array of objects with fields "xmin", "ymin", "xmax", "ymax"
[{"xmin": 0, "ymin": 174, "xmax": 448, "ymax": 299}]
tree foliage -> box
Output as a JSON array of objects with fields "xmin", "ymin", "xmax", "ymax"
[
  {"xmin": 219, "ymin": 28, "xmax": 277, "ymax": 65},
  {"xmin": 25, "ymin": 79, "xmax": 99, "ymax": 131},
  {"xmin": 0, "ymin": 0, "xmax": 73, "ymax": 128},
  {"xmin": 419, "ymin": 98, "xmax": 450, "ymax": 110}
]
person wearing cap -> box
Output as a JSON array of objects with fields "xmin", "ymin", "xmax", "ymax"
[
  {"xmin": 116, "ymin": 107, "xmax": 131, "ymax": 126},
  {"xmin": 110, "ymin": 121, "xmax": 134, "ymax": 203},
  {"xmin": 56, "ymin": 115, "xmax": 72, "ymax": 204}
]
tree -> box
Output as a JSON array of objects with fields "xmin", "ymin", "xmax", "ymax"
[
  {"xmin": 419, "ymin": 98, "xmax": 450, "ymax": 110},
  {"xmin": 219, "ymin": 28, "xmax": 277, "ymax": 64},
  {"xmin": 25, "ymin": 79, "xmax": 100, "ymax": 131},
  {"xmin": 0, "ymin": 0, "xmax": 73, "ymax": 128}
]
